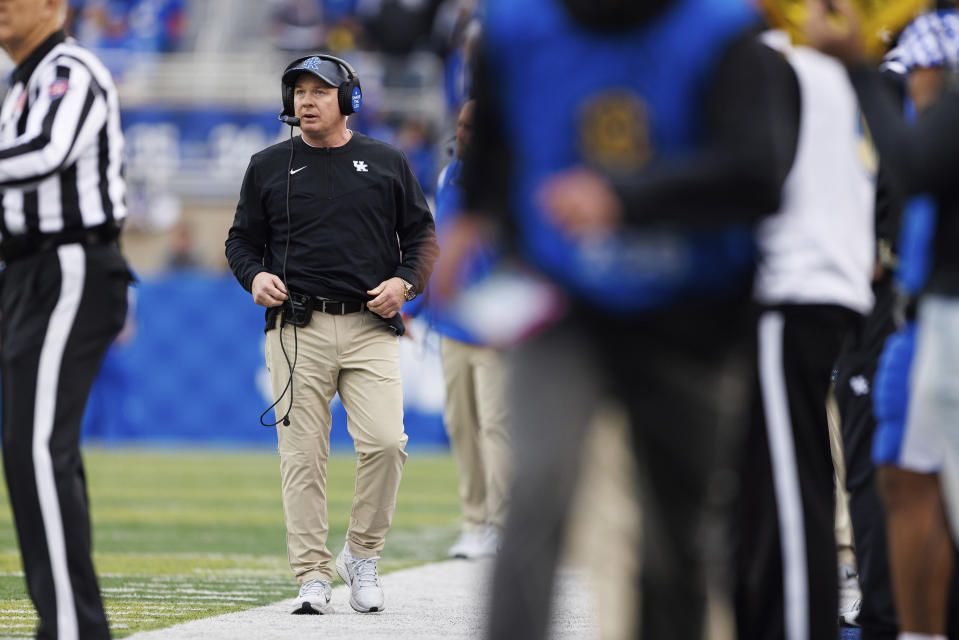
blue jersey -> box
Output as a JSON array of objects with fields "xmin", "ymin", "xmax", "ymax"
[
  {"xmin": 871, "ymin": 88, "xmax": 939, "ymax": 466},
  {"xmin": 483, "ymin": 0, "xmax": 760, "ymax": 312}
]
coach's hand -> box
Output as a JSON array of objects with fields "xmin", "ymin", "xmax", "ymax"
[
  {"xmin": 367, "ymin": 277, "xmax": 406, "ymax": 318},
  {"xmin": 252, "ymin": 271, "xmax": 288, "ymax": 308}
]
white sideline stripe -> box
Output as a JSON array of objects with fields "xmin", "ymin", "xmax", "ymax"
[
  {"xmin": 1, "ymin": 610, "xmax": 40, "ymax": 614},
  {"xmin": 122, "ymin": 560, "xmax": 595, "ymax": 640},
  {"xmin": 100, "ymin": 586, "xmax": 276, "ymax": 596},
  {"xmin": 33, "ymin": 244, "xmax": 85, "ymax": 640},
  {"xmin": 109, "ymin": 612, "xmax": 196, "ymax": 617},
  {"xmin": 758, "ymin": 311, "xmax": 808, "ymax": 640},
  {"xmin": 109, "ymin": 595, "xmax": 259, "ymax": 602},
  {"xmin": 109, "ymin": 607, "xmax": 207, "ymax": 612}
]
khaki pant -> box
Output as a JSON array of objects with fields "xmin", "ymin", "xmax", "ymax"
[
  {"xmin": 828, "ymin": 388, "xmax": 856, "ymax": 568},
  {"xmin": 565, "ymin": 403, "xmax": 642, "ymax": 640},
  {"xmin": 265, "ymin": 310, "xmax": 408, "ymax": 584},
  {"xmin": 440, "ymin": 337, "xmax": 511, "ymax": 532}
]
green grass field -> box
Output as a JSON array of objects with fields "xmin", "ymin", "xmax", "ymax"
[{"xmin": 0, "ymin": 448, "xmax": 461, "ymax": 637}]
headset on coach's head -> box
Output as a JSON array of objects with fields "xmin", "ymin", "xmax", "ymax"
[{"xmin": 279, "ymin": 54, "xmax": 362, "ymax": 126}]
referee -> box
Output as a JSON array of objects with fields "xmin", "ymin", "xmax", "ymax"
[{"xmin": 0, "ymin": 1, "xmax": 131, "ymax": 639}]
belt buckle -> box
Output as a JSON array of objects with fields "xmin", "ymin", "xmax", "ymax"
[{"xmin": 320, "ymin": 299, "xmax": 345, "ymax": 315}]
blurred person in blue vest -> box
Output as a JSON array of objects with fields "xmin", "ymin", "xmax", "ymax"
[
  {"xmin": 430, "ymin": 0, "xmax": 799, "ymax": 637},
  {"xmin": 404, "ymin": 100, "xmax": 510, "ymax": 560}
]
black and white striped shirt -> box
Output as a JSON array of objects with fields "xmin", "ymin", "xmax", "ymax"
[{"xmin": 0, "ymin": 30, "xmax": 126, "ymax": 255}]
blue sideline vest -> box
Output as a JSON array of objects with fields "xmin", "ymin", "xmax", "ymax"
[{"xmin": 483, "ymin": 0, "xmax": 760, "ymax": 312}]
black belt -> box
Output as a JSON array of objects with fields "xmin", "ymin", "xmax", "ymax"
[
  {"xmin": 1, "ymin": 225, "xmax": 119, "ymax": 263},
  {"xmin": 312, "ymin": 297, "xmax": 365, "ymax": 315}
]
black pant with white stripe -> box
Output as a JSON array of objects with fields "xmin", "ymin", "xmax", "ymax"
[
  {"xmin": 735, "ymin": 304, "xmax": 857, "ymax": 640},
  {"xmin": 1, "ymin": 243, "xmax": 128, "ymax": 640}
]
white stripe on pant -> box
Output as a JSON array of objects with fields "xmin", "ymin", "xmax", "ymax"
[
  {"xmin": 758, "ymin": 310, "xmax": 809, "ymax": 640},
  {"xmin": 33, "ymin": 244, "xmax": 85, "ymax": 640}
]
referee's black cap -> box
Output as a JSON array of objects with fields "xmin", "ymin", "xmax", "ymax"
[{"xmin": 282, "ymin": 56, "xmax": 349, "ymax": 89}]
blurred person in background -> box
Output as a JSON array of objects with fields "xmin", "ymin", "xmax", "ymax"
[
  {"xmin": 837, "ymin": 8, "xmax": 959, "ymax": 640},
  {"xmin": 731, "ymin": 10, "xmax": 885, "ymax": 637},
  {"xmin": 0, "ymin": 0, "xmax": 132, "ymax": 638},
  {"xmin": 810, "ymin": 3, "xmax": 959, "ymax": 639},
  {"xmin": 66, "ymin": 0, "xmax": 185, "ymax": 54},
  {"xmin": 431, "ymin": 0, "xmax": 480, "ymax": 113},
  {"xmin": 393, "ymin": 118, "xmax": 436, "ymax": 196},
  {"xmin": 163, "ymin": 220, "xmax": 202, "ymax": 271},
  {"xmin": 432, "ymin": 0, "xmax": 798, "ymax": 637},
  {"xmin": 269, "ymin": 0, "xmax": 326, "ymax": 54},
  {"xmin": 354, "ymin": 0, "xmax": 443, "ymax": 56},
  {"xmin": 404, "ymin": 100, "xmax": 510, "ymax": 560},
  {"xmin": 225, "ymin": 53, "xmax": 438, "ymax": 615}
]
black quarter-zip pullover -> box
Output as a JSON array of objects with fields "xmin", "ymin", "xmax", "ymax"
[{"xmin": 226, "ymin": 132, "xmax": 439, "ymax": 307}]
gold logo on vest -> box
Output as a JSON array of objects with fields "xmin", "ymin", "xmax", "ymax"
[{"xmin": 577, "ymin": 91, "xmax": 651, "ymax": 176}]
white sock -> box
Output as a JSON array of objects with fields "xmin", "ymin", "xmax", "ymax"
[{"xmin": 898, "ymin": 633, "xmax": 947, "ymax": 640}]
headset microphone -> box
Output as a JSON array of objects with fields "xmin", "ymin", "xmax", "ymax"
[{"xmin": 278, "ymin": 114, "xmax": 300, "ymax": 127}]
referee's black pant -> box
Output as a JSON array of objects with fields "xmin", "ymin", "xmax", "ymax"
[
  {"xmin": 1, "ymin": 243, "xmax": 128, "ymax": 640},
  {"xmin": 735, "ymin": 304, "xmax": 857, "ymax": 640}
]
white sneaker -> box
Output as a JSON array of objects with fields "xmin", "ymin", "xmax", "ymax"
[
  {"xmin": 448, "ymin": 530, "xmax": 485, "ymax": 559},
  {"xmin": 292, "ymin": 578, "xmax": 333, "ymax": 615},
  {"xmin": 470, "ymin": 527, "xmax": 502, "ymax": 558},
  {"xmin": 838, "ymin": 563, "xmax": 862, "ymax": 627},
  {"xmin": 336, "ymin": 545, "xmax": 385, "ymax": 613}
]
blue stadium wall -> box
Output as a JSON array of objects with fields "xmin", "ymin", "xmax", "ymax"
[{"xmin": 80, "ymin": 271, "xmax": 449, "ymax": 450}]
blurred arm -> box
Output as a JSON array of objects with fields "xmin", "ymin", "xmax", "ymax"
[
  {"xmin": 460, "ymin": 41, "xmax": 512, "ymax": 231},
  {"xmin": 849, "ymin": 64, "xmax": 959, "ymax": 196},
  {"xmin": 610, "ymin": 31, "xmax": 799, "ymax": 225}
]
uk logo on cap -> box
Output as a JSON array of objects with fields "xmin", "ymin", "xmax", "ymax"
[{"xmin": 302, "ymin": 57, "xmax": 322, "ymax": 71}]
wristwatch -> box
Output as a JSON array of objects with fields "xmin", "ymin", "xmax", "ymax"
[{"xmin": 400, "ymin": 278, "xmax": 416, "ymax": 301}]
